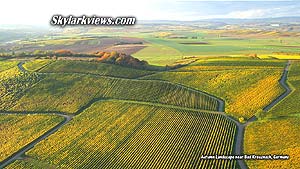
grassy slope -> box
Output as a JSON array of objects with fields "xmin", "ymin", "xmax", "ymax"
[
  {"xmin": 245, "ymin": 61, "xmax": 300, "ymax": 169},
  {"xmin": 142, "ymin": 58, "xmax": 285, "ymax": 119},
  {"xmin": 11, "ymin": 73, "xmax": 219, "ymax": 114},
  {"xmin": 39, "ymin": 60, "xmax": 155, "ymax": 78},
  {"xmin": 133, "ymin": 34, "xmax": 300, "ymax": 65},
  {"xmin": 8, "ymin": 100, "xmax": 237, "ymax": 169},
  {"xmin": 0, "ymin": 114, "xmax": 64, "ymax": 162},
  {"xmin": 132, "ymin": 42, "xmax": 183, "ymax": 66}
]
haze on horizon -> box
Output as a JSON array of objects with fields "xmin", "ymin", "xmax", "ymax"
[{"xmin": 0, "ymin": 0, "xmax": 300, "ymax": 25}]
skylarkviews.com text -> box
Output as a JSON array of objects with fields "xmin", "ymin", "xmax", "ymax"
[{"xmin": 50, "ymin": 15, "xmax": 136, "ymax": 27}]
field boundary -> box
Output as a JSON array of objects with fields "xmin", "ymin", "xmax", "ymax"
[
  {"xmin": 18, "ymin": 61, "xmax": 223, "ymax": 112},
  {"xmin": 3, "ymin": 60, "xmax": 274, "ymax": 169},
  {"xmin": 0, "ymin": 112, "xmax": 73, "ymax": 168},
  {"xmin": 239, "ymin": 60, "xmax": 292, "ymax": 169},
  {"xmin": 0, "ymin": 97, "xmax": 230, "ymax": 168},
  {"xmin": 263, "ymin": 60, "xmax": 292, "ymax": 112}
]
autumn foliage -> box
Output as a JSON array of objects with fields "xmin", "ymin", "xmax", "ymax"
[
  {"xmin": 95, "ymin": 51, "xmax": 148, "ymax": 69},
  {"xmin": 54, "ymin": 50, "xmax": 73, "ymax": 56}
]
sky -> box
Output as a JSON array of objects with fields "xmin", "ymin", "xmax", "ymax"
[{"xmin": 0, "ymin": 0, "xmax": 300, "ymax": 25}]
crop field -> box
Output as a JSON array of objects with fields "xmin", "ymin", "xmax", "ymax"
[
  {"xmin": 132, "ymin": 35, "xmax": 300, "ymax": 65},
  {"xmin": 0, "ymin": 60, "xmax": 19, "ymax": 72},
  {"xmin": 0, "ymin": 67, "xmax": 21, "ymax": 80},
  {"xmin": 142, "ymin": 57, "xmax": 285, "ymax": 119},
  {"xmin": 11, "ymin": 73, "xmax": 219, "ymax": 114},
  {"xmin": 0, "ymin": 60, "xmax": 21, "ymax": 80},
  {"xmin": 22, "ymin": 59, "xmax": 53, "ymax": 72},
  {"xmin": 7, "ymin": 101, "xmax": 237, "ymax": 169},
  {"xmin": 244, "ymin": 61, "xmax": 300, "ymax": 169},
  {"xmin": 1, "ymin": 21, "xmax": 300, "ymax": 169},
  {"xmin": 132, "ymin": 42, "xmax": 183, "ymax": 65},
  {"xmin": 244, "ymin": 117, "xmax": 300, "ymax": 169},
  {"xmin": 0, "ymin": 114, "xmax": 64, "ymax": 162},
  {"xmin": 265, "ymin": 61, "xmax": 300, "ymax": 117},
  {"xmin": 9, "ymin": 36, "xmax": 146, "ymax": 54},
  {"xmin": 0, "ymin": 63, "xmax": 42, "ymax": 110},
  {"xmin": 39, "ymin": 60, "xmax": 154, "ymax": 78}
]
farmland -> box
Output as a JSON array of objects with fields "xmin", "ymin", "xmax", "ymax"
[
  {"xmin": 244, "ymin": 61, "xmax": 300, "ymax": 169},
  {"xmin": 8, "ymin": 100, "xmax": 237, "ymax": 169},
  {"xmin": 0, "ymin": 60, "xmax": 19, "ymax": 72},
  {"xmin": 0, "ymin": 60, "xmax": 21, "ymax": 80},
  {"xmin": 132, "ymin": 34, "xmax": 300, "ymax": 65},
  {"xmin": 22, "ymin": 59, "xmax": 53, "ymax": 72},
  {"xmin": 1, "ymin": 19, "xmax": 300, "ymax": 169},
  {"xmin": 142, "ymin": 57, "xmax": 285, "ymax": 119},
  {"xmin": 11, "ymin": 73, "xmax": 219, "ymax": 114},
  {"xmin": 39, "ymin": 60, "xmax": 154, "ymax": 78},
  {"xmin": 0, "ymin": 61, "xmax": 42, "ymax": 110},
  {"xmin": 0, "ymin": 114, "xmax": 64, "ymax": 162},
  {"xmin": 265, "ymin": 61, "xmax": 300, "ymax": 117},
  {"xmin": 244, "ymin": 117, "xmax": 300, "ymax": 169}
]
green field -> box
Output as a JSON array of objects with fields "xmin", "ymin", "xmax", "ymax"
[
  {"xmin": 8, "ymin": 100, "xmax": 237, "ymax": 169},
  {"xmin": 0, "ymin": 64, "xmax": 42, "ymax": 110},
  {"xmin": 133, "ymin": 35, "xmax": 300, "ymax": 65}
]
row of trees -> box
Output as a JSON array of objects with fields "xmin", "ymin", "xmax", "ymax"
[
  {"xmin": 0, "ymin": 50, "xmax": 95, "ymax": 58},
  {"xmin": 0, "ymin": 49, "xmax": 187, "ymax": 71},
  {"xmin": 95, "ymin": 51, "xmax": 149, "ymax": 69}
]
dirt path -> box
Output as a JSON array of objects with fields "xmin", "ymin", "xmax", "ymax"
[
  {"xmin": 263, "ymin": 60, "xmax": 292, "ymax": 111},
  {"xmin": 0, "ymin": 62, "xmax": 74, "ymax": 168},
  {"xmin": 17, "ymin": 61, "xmax": 26, "ymax": 73},
  {"xmin": 232, "ymin": 60, "xmax": 292, "ymax": 169},
  {"xmin": 0, "ymin": 112, "xmax": 73, "ymax": 168},
  {"xmin": 1, "ymin": 60, "xmax": 292, "ymax": 169}
]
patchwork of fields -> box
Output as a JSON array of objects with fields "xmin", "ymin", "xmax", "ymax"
[
  {"xmin": 245, "ymin": 61, "xmax": 300, "ymax": 169},
  {"xmin": 38, "ymin": 60, "xmax": 155, "ymax": 78},
  {"xmin": 8, "ymin": 100, "xmax": 237, "ymax": 169},
  {"xmin": 11, "ymin": 72, "xmax": 219, "ymax": 114},
  {"xmin": 132, "ymin": 35, "xmax": 300, "ymax": 65},
  {"xmin": 142, "ymin": 57, "xmax": 285, "ymax": 119},
  {"xmin": 0, "ymin": 31, "xmax": 299, "ymax": 168}
]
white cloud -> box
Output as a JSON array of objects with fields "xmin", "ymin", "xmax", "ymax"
[{"xmin": 226, "ymin": 9, "xmax": 267, "ymax": 18}]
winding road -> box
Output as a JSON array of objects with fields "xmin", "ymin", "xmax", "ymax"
[
  {"xmin": 0, "ymin": 62, "xmax": 74, "ymax": 168},
  {"xmin": 232, "ymin": 60, "xmax": 292, "ymax": 169},
  {"xmin": 263, "ymin": 60, "xmax": 292, "ymax": 111},
  {"xmin": 0, "ymin": 113, "xmax": 73, "ymax": 168},
  {"xmin": 0, "ymin": 60, "xmax": 292, "ymax": 169}
]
